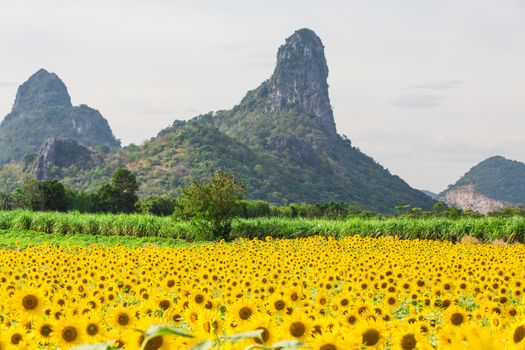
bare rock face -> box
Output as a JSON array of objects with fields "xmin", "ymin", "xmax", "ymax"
[
  {"xmin": 441, "ymin": 184, "xmax": 513, "ymax": 214},
  {"xmin": 31, "ymin": 137, "xmax": 94, "ymax": 180},
  {"xmin": 265, "ymin": 28, "xmax": 336, "ymax": 137}
]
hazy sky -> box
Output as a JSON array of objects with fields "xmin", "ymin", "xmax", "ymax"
[{"xmin": 1, "ymin": 0, "xmax": 524, "ymax": 193}]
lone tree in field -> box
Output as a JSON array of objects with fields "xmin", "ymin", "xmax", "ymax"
[
  {"xmin": 174, "ymin": 170, "xmax": 246, "ymax": 240},
  {"xmin": 96, "ymin": 167, "xmax": 139, "ymax": 213}
]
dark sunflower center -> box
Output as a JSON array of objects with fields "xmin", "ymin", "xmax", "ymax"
[
  {"xmin": 194, "ymin": 294, "xmax": 204, "ymax": 303},
  {"xmin": 118, "ymin": 313, "xmax": 130, "ymax": 325},
  {"xmin": 450, "ymin": 312, "xmax": 464, "ymax": 326},
  {"xmin": 290, "ymin": 322, "xmax": 306, "ymax": 337},
  {"xmin": 87, "ymin": 323, "xmax": 99, "ymax": 335},
  {"xmin": 143, "ymin": 336, "xmax": 163, "ymax": 350},
  {"xmin": 401, "ymin": 334, "xmax": 417, "ymax": 350},
  {"xmin": 341, "ymin": 299, "xmax": 349, "ymax": 306},
  {"xmin": 274, "ymin": 300, "xmax": 285, "ymax": 311},
  {"xmin": 254, "ymin": 327, "xmax": 270, "ymax": 344},
  {"xmin": 347, "ymin": 315, "xmax": 357, "ymax": 325},
  {"xmin": 514, "ymin": 325, "xmax": 525, "ymax": 344},
  {"xmin": 159, "ymin": 300, "xmax": 171, "ymax": 310},
  {"xmin": 239, "ymin": 306, "xmax": 253, "ymax": 320},
  {"xmin": 62, "ymin": 326, "xmax": 78, "ymax": 342},
  {"xmin": 362, "ymin": 328, "xmax": 380, "ymax": 346},
  {"xmin": 11, "ymin": 334, "xmax": 22, "ymax": 345},
  {"xmin": 22, "ymin": 295, "xmax": 38, "ymax": 310},
  {"xmin": 320, "ymin": 344, "xmax": 337, "ymax": 350},
  {"xmin": 40, "ymin": 325, "xmax": 52, "ymax": 337}
]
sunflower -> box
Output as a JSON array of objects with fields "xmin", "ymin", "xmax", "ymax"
[
  {"xmin": 242, "ymin": 312, "xmax": 277, "ymax": 345},
  {"xmin": 107, "ymin": 305, "xmax": 137, "ymax": 329},
  {"xmin": 267, "ymin": 294, "xmax": 288, "ymax": 316},
  {"xmin": 355, "ymin": 318, "xmax": 387, "ymax": 349},
  {"xmin": 12, "ymin": 288, "xmax": 46, "ymax": 317},
  {"xmin": 3, "ymin": 323, "xmax": 29, "ymax": 348},
  {"xmin": 311, "ymin": 325, "xmax": 350, "ymax": 350},
  {"xmin": 507, "ymin": 321, "xmax": 525, "ymax": 350},
  {"xmin": 390, "ymin": 322, "xmax": 430, "ymax": 350},
  {"xmin": 32, "ymin": 318, "xmax": 54, "ymax": 344},
  {"xmin": 50, "ymin": 317, "xmax": 84, "ymax": 348},
  {"xmin": 444, "ymin": 306, "xmax": 469, "ymax": 327},
  {"xmin": 229, "ymin": 298, "xmax": 259, "ymax": 325},
  {"xmin": 278, "ymin": 316, "xmax": 314, "ymax": 341},
  {"xmin": 83, "ymin": 311, "xmax": 107, "ymax": 342}
]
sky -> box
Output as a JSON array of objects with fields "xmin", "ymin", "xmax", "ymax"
[{"xmin": 0, "ymin": 0, "xmax": 524, "ymax": 193}]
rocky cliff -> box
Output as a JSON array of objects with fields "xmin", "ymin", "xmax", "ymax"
[
  {"xmin": 441, "ymin": 184, "xmax": 512, "ymax": 214},
  {"xmin": 265, "ymin": 28, "xmax": 336, "ymax": 137},
  {"xmin": 30, "ymin": 137, "xmax": 94, "ymax": 180}
]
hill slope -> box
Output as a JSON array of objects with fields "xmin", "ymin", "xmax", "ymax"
[
  {"xmin": 0, "ymin": 69, "xmax": 120, "ymax": 164},
  {"xmin": 102, "ymin": 28, "xmax": 434, "ymax": 212},
  {"xmin": 439, "ymin": 156, "xmax": 525, "ymax": 213}
]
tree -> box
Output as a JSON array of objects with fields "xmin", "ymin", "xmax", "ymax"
[
  {"xmin": 13, "ymin": 180, "xmax": 68, "ymax": 211},
  {"xmin": 96, "ymin": 168, "xmax": 139, "ymax": 213},
  {"xmin": 137, "ymin": 196, "xmax": 177, "ymax": 216},
  {"xmin": 174, "ymin": 170, "xmax": 246, "ymax": 240},
  {"xmin": 0, "ymin": 191, "xmax": 12, "ymax": 210}
]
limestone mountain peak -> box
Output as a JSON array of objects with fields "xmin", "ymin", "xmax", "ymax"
[
  {"xmin": 266, "ymin": 28, "xmax": 336, "ymax": 137},
  {"xmin": 12, "ymin": 68, "xmax": 72, "ymax": 113}
]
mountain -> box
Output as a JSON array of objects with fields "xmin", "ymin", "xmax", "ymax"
[
  {"xmin": 421, "ymin": 190, "xmax": 437, "ymax": 199},
  {"xmin": 93, "ymin": 28, "xmax": 433, "ymax": 212},
  {"xmin": 0, "ymin": 69, "xmax": 120, "ymax": 164},
  {"xmin": 438, "ymin": 156, "xmax": 525, "ymax": 213},
  {"xmin": 0, "ymin": 29, "xmax": 435, "ymax": 213}
]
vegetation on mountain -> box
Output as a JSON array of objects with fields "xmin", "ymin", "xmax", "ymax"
[{"xmin": 444, "ymin": 156, "xmax": 525, "ymax": 204}]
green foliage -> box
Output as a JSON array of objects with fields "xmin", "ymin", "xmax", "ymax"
[
  {"xmin": 174, "ymin": 170, "xmax": 246, "ymax": 240},
  {"xmin": 95, "ymin": 168, "xmax": 139, "ymax": 213},
  {"xmin": 0, "ymin": 192, "xmax": 12, "ymax": 210},
  {"xmin": 137, "ymin": 196, "xmax": 177, "ymax": 216},
  {"xmin": 234, "ymin": 200, "xmax": 372, "ymax": 219},
  {"xmin": 12, "ymin": 180, "xmax": 68, "ymax": 211},
  {"xmin": 1, "ymin": 211, "xmax": 525, "ymax": 243},
  {"xmin": 488, "ymin": 207, "xmax": 525, "ymax": 217}
]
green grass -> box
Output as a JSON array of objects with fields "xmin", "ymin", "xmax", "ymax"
[
  {"xmin": 0, "ymin": 229, "xmax": 191, "ymax": 248},
  {"xmin": 0, "ymin": 210, "xmax": 524, "ymax": 243}
]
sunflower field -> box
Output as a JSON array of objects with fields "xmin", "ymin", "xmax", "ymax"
[{"xmin": 1, "ymin": 236, "xmax": 525, "ymax": 349}]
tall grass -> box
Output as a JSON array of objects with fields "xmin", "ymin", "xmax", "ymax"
[{"xmin": 0, "ymin": 210, "xmax": 524, "ymax": 242}]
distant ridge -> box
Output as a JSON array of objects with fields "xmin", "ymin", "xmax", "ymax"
[{"xmin": 439, "ymin": 156, "xmax": 525, "ymax": 213}]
